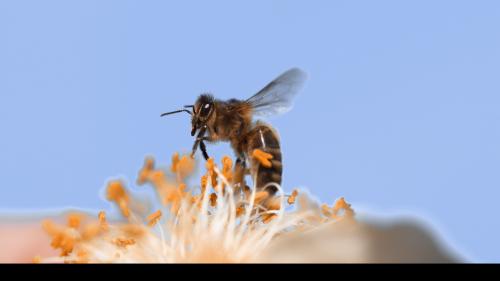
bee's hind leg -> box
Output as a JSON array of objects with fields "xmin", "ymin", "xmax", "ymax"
[{"xmin": 233, "ymin": 157, "xmax": 248, "ymax": 195}]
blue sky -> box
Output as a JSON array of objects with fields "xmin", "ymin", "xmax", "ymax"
[{"xmin": 1, "ymin": 0, "xmax": 499, "ymax": 261}]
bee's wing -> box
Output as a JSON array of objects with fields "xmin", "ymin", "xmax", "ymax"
[{"xmin": 246, "ymin": 68, "xmax": 307, "ymax": 117}]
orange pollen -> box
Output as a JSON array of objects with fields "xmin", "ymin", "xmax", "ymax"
[
  {"xmin": 178, "ymin": 183, "xmax": 187, "ymax": 192},
  {"xmin": 106, "ymin": 181, "xmax": 129, "ymax": 203},
  {"xmin": 262, "ymin": 214, "xmax": 278, "ymax": 224},
  {"xmin": 205, "ymin": 158, "xmax": 215, "ymax": 172},
  {"xmin": 75, "ymin": 249, "xmax": 89, "ymax": 264},
  {"xmin": 176, "ymin": 155, "xmax": 195, "ymax": 178},
  {"xmin": 81, "ymin": 223, "xmax": 101, "ymax": 240},
  {"xmin": 121, "ymin": 225, "xmax": 146, "ymax": 238},
  {"xmin": 332, "ymin": 197, "xmax": 355, "ymax": 218},
  {"xmin": 171, "ymin": 152, "xmax": 180, "ymax": 173},
  {"xmin": 118, "ymin": 200, "xmax": 131, "ymax": 218},
  {"xmin": 42, "ymin": 219, "xmax": 61, "ymax": 236},
  {"xmin": 147, "ymin": 210, "xmax": 162, "ymax": 227},
  {"xmin": 137, "ymin": 157, "xmax": 155, "ymax": 185},
  {"xmin": 236, "ymin": 206, "xmax": 245, "ymax": 217},
  {"xmin": 205, "ymin": 158, "xmax": 218, "ymax": 188},
  {"xmin": 266, "ymin": 197, "xmax": 281, "ymax": 211},
  {"xmin": 150, "ymin": 170, "xmax": 167, "ymax": 187},
  {"xmin": 253, "ymin": 191, "xmax": 269, "ymax": 205},
  {"xmin": 98, "ymin": 211, "xmax": 109, "ymax": 231},
  {"xmin": 113, "ymin": 237, "xmax": 136, "ymax": 248},
  {"xmin": 201, "ymin": 174, "xmax": 208, "ymax": 193},
  {"xmin": 252, "ymin": 149, "xmax": 273, "ymax": 168},
  {"xmin": 67, "ymin": 213, "xmax": 82, "ymax": 229},
  {"xmin": 287, "ymin": 189, "xmax": 298, "ymax": 205},
  {"xmin": 209, "ymin": 193, "xmax": 218, "ymax": 207},
  {"xmin": 321, "ymin": 204, "xmax": 333, "ymax": 218}
]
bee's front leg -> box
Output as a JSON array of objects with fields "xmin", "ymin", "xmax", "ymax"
[
  {"xmin": 196, "ymin": 136, "xmax": 212, "ymax": 142},
  {"xmin": 191, "ymin": 126, "xmax": 208, "ymax": 159},
  {"xmin": 195, "ymin": 136, "xmax": 213, "ymax": 161}
]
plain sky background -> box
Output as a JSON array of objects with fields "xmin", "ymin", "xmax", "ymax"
[{"xmin": 1, "ymin": 0, "xmax": 499, "ymax": 262}]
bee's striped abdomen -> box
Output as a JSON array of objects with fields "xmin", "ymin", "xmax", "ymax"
[{"xmin": 246, "ymin": 122, "xmax": 282, "ymax": 195}]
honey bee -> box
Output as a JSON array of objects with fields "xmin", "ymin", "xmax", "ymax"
[{"xmin": 161, "ymin": 68, "xmax": 307, "ymax": 195}]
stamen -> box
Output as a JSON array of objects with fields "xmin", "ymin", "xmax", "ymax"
[
  {"xmin": 147, "ymin": 210, "xmax": 162, "ymax": 227},
  {"xmin": 39, "ymin": 153, "xmax": 355, "ymax": 263},
  {"xmin": 287, "ymin": 189, "xmax": 298, "ymax": 205}
]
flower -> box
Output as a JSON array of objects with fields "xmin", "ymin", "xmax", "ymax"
[{"xmin": 38, "ymin": 153, "xmax": 355, "ymax": 263}]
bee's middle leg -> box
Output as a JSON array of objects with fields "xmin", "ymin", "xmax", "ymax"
[{"xmin": 199, "ymin": 140, "xmax": 210, "ymax": 161}]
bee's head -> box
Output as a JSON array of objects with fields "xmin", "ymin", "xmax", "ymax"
[
  {"xmin": 190, "ymin": 94, "xmax": 215, "ymax": 136},
  {"xmin": 160, "ymin": 94, "xmax": 215, "ymax": 137}
]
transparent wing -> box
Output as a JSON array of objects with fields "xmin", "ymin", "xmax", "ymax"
[{"xmin": 246, "ymin": 68, "xmax": 307, "ymax": 117}]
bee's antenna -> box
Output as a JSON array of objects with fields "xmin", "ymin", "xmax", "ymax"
[
  {"xmin": 160, "ymin": 109, "xmax": 192, "ymax": 117},
  {"xmin": 184, "ymin": 105, "xmax": 195, "ymax": 113}
]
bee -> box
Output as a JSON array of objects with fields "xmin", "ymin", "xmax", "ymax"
[{"xmin": 161, "ymin": 68, "xmax": 307, "ymax": 196}]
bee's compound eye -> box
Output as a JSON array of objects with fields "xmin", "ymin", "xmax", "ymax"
[{"xmin": 200, "ymin": 103, "xmax": 212, "ymax": 118}]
